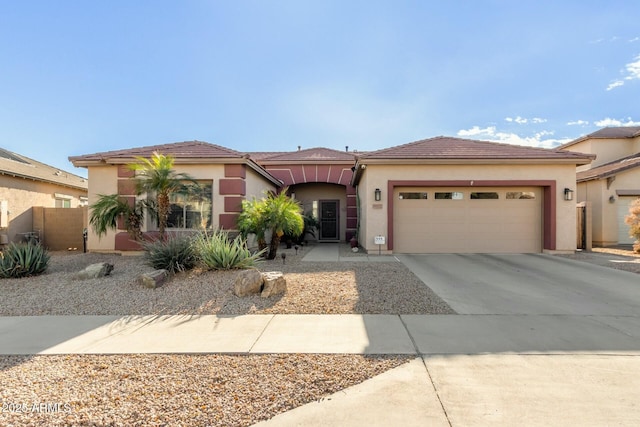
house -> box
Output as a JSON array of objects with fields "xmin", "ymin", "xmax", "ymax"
[
  {"xmin": 558, "ymin": 126, "xmax": 640, "ymax": 246},
  {"xmin": 0, "ymin": 148, "xmax": 88, "ymax": 246},
  {"xmin": 250, "ymin": 147, "xmax": 358, "ymax": 242},
  {"xmin": 351, "ymin": 137, "xmax": 593, "ymax": 254},
  {"xmin": 69, "ymin": 141, "xmax": 282, "ymax": 251},
  {"xmin": 70, "ymin": 136, "xmax": 593, "ymax": 254}
]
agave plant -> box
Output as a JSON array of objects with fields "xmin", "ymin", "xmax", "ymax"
[
  {"xmin": 140, "ymin": 234, "xmax": 197, "ymax": 274},
  {"xmin": 194, "ymin": 230, "xmax": 265, "ymax": 270},
  {"xmin": 0, "ymin": 242, "xmax": 50, "ymax": 278}
]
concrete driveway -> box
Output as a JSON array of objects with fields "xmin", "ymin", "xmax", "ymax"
[{"xmin": 398, "ymin": 253, "xmax": 640, "ymax": 315}]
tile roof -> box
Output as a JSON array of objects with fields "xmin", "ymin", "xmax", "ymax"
[
  {"xmin": 557, "ymin": 126, "xmax": 640, "ymax": 149},
  {"xmin": 252, "ymin": 147, "xmax": 357, "ymax": 163},
  {"xmin": 69, "ymin": 140, "xmax": 244, "ymax": 163},
  {"xmin": 359, "ymin": 136, "xmax": 594, "ymax": 161},
  {"xmin": 0, "ymin": 148, "xmax": 88, "ymax": 190},
  {"xmin": 577, "ymin": 152, "xmax": 640, "ymax": 182}
]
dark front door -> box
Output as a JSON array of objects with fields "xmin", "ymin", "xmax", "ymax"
[{"xmin": 319, "ymin": 200, "xmax": 339, "ymax": 241}]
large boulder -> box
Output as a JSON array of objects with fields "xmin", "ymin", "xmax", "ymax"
[
  {"xmin": 261, "ymin": 271, "xmax": 286, "ymax": 298},
  {"xmin": 74, "ymin": 262, "xmax": 114, "ymax": 280},
  {"xmin": 138, "ymin": 269, "xmax": 168, "ymax": 289},
  {"xmin": 234, "ymin": 269, "xmax": 264, "ymax": 297}
]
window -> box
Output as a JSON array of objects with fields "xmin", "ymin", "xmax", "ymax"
[
  {"xmin": 399, "ymin": 192, "xmax": 428, "ymax": 199},
  {"xmin": 54, "ymin": 193, "xmax": 72, "ymax": 208},
  {"xmin": 506, "ymin": 191, "xmax": 536, "ymax": 200},
  {"xmin": 435, "ymin": 192, "xmax": 464, "ymax": 200},
  {"xmin": 167, "ymin": 183, "xmax": 212, "ymax": 229},
  {"xmin": 471, "ymin": 192, "xmax": 499, "ymax": 199}
]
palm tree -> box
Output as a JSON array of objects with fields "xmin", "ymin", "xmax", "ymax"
[
  {"xmin": 129, "ymin": 152, "xmax": 197, "ymax": 239},
  {"xmin": 89, "ymin": 194, "xmax": 155, "ymax": 241},
  {"xmin": 263, "ymin": 189, "xmax": 304, "ymax": 259},
  {"xmin": 237, "ymin": 197, "xmax": 269, "ymax": 252}
]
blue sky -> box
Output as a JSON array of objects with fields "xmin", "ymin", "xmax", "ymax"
[{"xmin": 1, "ymin": 1, "xmax": 638, "ymax": 178}]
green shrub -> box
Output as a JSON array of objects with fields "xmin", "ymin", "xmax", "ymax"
[
  {"xmin": 194, "ymin": 230, "xmax": 265, "ymax": 270},
  {"xmin": 0, "ymin": 242, "xmax": 50, "ymax": 278},
  {"xmin": 141, "ymin": 235, "xmax": 197, "ymax": 274}
]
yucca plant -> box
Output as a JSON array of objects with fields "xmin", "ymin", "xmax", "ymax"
[
  {"xmin": 0, "ymin": 242, "xmax": 50, "ymax": 278},
  {"xmin": 140, "ymin": 234, "xmax": 197, "ymax": 274},
  {"xmin": 194, "ymin": 230, "xmax": 265, "ymax": 270}
]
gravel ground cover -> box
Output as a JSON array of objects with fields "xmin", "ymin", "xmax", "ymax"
[
  {"xmin": 0, "ymin": 244, "xmax": 436, "ymax": 426},
  {"xmin": 0, "ymin": 354, "xmax": 410, "ymax": 427},
  {"xmin": 0, "ymin": 246, "xmax": 454, "ymax": 316}
]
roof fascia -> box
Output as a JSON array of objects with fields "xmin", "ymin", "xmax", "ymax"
[
  {"xmin": 357, "ymin": 157, "xmax": 594, "ymax": 166},
  {"xmin": 0, "ymin": 171, "xmax": 88, "ymax": 191}
]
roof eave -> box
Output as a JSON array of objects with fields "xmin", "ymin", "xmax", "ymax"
[
  {"xmin": 354, "ymin": 157, "xmax": 593, "ymax": 165},
  {"xmin": 0, "ymin": 170, "xmax": 88, "ymax": 191}
]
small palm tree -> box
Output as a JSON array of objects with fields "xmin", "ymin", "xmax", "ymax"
[
  {"xmin": 89, "ymin": 194, "xmax": 155, "ymax": 240},
  {"xmin": 237, "ymin": 197, "xmax": 269, "ymax": 252},
  {"xmin": 237, "ymin": 188, "xmax": 304, "ymax": 259},
  {"xmin": 129, "ymin": 152, "xmax": 197, "ymax": 238},
  {"xmin": 263, "ymin": 189, "xmax": 304, "ymax": 259}
]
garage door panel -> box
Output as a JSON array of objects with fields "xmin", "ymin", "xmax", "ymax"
[{"xmin": 394, "ymin": 187, "xmax": 542, "ymax": 253}]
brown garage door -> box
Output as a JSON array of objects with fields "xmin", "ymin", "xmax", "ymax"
[{"xmin": 394, "ymin": 187, "xmax": 542, "ymax": 253}]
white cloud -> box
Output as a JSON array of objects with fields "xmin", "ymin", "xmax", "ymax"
[
  {"xmin": 625, "ymin": 55, "xmax": 640, "ymax": 79},
  {"xmin": 505, "ymin": 116, "xmax": 529, "ymax": 125},
  {"xmin": 607, "ymin": 80, "xmax": 625, "ymax": 91},
  {"xmin": 629, "ymin": 37, "xmax": 639, "ymax": 43},
  {"xmin": 457, "ymin": 126, "xmax": 570, "ymax": 148},
  {"xmin": 532, "ymin": 117, "xmax": 547, "ymax": 123},
  {"xmin": 457, "ymin": 126, "xmax": 496, "ymax": 137},
  {"xmin": 567, "ymin": 120, "xmax": 589, "ymax": 126},
  {"xmin": 594, "ymin": 117, "xmax": 640, "ymax": 127},
  {"xmin": 606, "ymin": 55, "xmax": 640, "ymax": 90}
]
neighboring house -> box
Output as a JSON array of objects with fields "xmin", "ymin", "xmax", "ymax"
[
  {"xmin": 558, "ymin": 126, "xmax": 640, "ymax": 246},
  {"xmin": 0, "ymin": 148, "xmax": 88, "ymax": 245},
  {"xmin": 69, "ymin": 141, "xmax": 281, "ymax": 251},
  {"xmin": 71, "ymin": 136, "xmax": 592, "ymax": 254}
]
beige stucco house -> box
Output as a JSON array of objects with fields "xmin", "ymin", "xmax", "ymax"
[
  {"xmin": 352, "ymin": 137, "xmax": 593, "ymax": 254},
  {"xmin": 69, "ymin": 141, "xmax": 281, "ymax": 251},
  {"xmin": 0, "ymin": 148, "xmax": 88, "ymax": 245},
  {"xmin": 558, "ymin": 126, "xmax": 640, "ymax": 246},
  {"xmin": 71, "ymin": 136, "xmax": 592, "ymax": 254}
]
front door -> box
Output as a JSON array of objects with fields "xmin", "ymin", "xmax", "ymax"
[{"xmin": 319, "ymin": 200, "xmax": 339, "ymax": 241}]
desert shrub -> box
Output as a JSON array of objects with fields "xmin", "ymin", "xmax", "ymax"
[
  {"xmin": 0, "ymin": 242, "xmax": 50, "ymax": 278},
  {"xmin": 141, "ymin": 235, "xmax": 197, "ymax": 273},
  {"xmin": 194, "ymin": 230, "xmax": 265, "ymax": 270},
  {"xmin": 625, "ymin": 198, "xmax": 640, "ymax": 253}
]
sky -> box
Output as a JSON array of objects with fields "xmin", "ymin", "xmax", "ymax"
[{"xmin": 1, "ymin": 1, "xmax": 639, "ymax": 178}]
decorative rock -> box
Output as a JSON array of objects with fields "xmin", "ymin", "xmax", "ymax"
[
  {"xmin": 261, "ymin": 271, "xmax": 286, "ymax": 298},
  {"xmin": 74, "ymin": 262, "xmax": 114, "ymax": 279},
  {"xmin": 234, "ymin": 269, "xmax": 264, "ymax": 297},
  {"xmin": 138, "ymin": 269, "xmax": 168, "ymax": 289}
]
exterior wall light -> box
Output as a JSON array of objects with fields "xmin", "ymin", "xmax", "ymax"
[
  {"xmin": 564, "ymin": 188, "xmax": 574, "ymax": 201},
  {"xmin": 374, "ymin": 188, "xmax": 382, "ymax": 201}
]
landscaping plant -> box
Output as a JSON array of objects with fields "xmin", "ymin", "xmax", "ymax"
[
  {"xmin": 0, "ymin": 242, "xmax": 50, "ymax": 278},
  {"xmin": 194, "ymin": 230, "xmax": 265, "ymax": 270},
  {"xmin": 90, "ymin": 194, "xmax": 155, "ymax": 240},
  {"xmin": 237, "ymin": 188, "xmax": 304, "ymax": 260},
  {"xmin": 141, "ymin": 235, "xmax": 197, "ymax": 273},
  {"xmin": 130, "ymin": 152, "xmax": 198, "ymax": 239},
  {"xmin": 624, "ymin": 198, "xmax": 640, "ymax": 252}
]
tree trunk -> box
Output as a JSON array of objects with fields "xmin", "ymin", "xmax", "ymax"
[
  {"xmin": 157, "ymin": 193, "xmax": 169, "ymax": 239},
  {"xmin": 267, "ymin": 234, "xmax": 281, "ymax": 260}
]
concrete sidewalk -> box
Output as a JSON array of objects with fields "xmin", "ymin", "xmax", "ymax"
[{"xmin": 2, "ymin": 313, "xmax": 640, "ymax": 355}]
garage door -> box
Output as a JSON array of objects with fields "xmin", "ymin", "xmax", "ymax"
[
  {"xmin": 617, "ymin": 196, "xmax": 638, "ymax": 244},
  {"xmin": 394, "ymin": 187, "xmax": 542, "ymax": 253}
]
